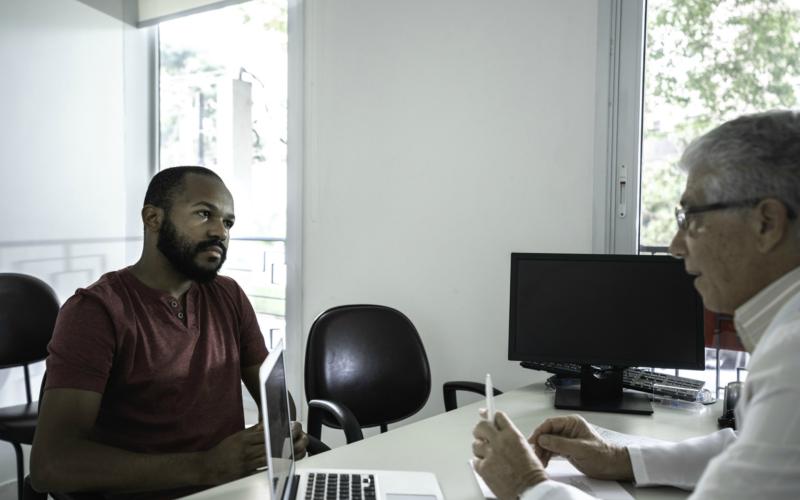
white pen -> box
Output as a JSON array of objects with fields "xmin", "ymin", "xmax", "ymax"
[{"xmin": 485, "ymin": 373, "xmax": 495, "ymax": 423}]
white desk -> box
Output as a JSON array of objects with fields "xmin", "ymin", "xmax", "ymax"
[{"xmin": 186, "ymin": 378, "xmax": 722, "ymax": 500}]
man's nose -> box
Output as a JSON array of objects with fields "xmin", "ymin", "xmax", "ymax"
[
  {"xmin": 669, "ymin": 228, "xmax": 687, "ymax": 258},
  {"xmin": 208, "ymin": 218, "xmax": 228, "ymax": 240}
]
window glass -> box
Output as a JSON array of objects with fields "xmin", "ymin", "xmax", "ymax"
[
  {"xmin": 640, "ymin": 0, "xmax": 800, "ymax": 249},
  {"xmin": 159, "ymin": 0, "xmax": 288, "ymax": 349}
]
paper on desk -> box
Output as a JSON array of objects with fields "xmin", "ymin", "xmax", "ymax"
[
  {"xmin": 470, "ymin": 458, "xmax": 633, "ymax": 500},
  {"xmin": 590, "ymin": 424, "xmax": 670, "ymax": 448}
]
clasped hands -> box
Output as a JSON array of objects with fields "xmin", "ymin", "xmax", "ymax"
[
  {"xmin": 204, "ymin": 420, "xmax": 309, "ymax": 485},
  {"xmin": 472, "ymin": 412, "xmax": 634, "ymax": 500}
]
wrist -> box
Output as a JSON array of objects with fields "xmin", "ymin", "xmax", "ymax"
[
  {"xmin": 190, "ymin": 451, "xmax": 213, "ymax": 486},
  {"xmin": 615, "ymin": 446, "xmax": 635, "ymax": 482},
  {"xmin": 515, "ymin": 469, "xmax": 547, "ymax": 497},
  {"xmin": 620, "ymin": 446, "xmax": 636, "ymax": 481}
]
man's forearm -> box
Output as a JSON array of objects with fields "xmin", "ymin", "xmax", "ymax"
[{"xmin": 31, "ymin": 437, "xmax": 209, "ymax": 494}]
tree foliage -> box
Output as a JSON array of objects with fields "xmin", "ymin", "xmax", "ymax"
[{"xmin": 640, "ymin": 0, "xmax": 800, "ymax": 246}]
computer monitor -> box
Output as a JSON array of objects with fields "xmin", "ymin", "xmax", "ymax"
[{"xmin": 508, "ymin": 253, "xmax": 704, "ymax": 414}]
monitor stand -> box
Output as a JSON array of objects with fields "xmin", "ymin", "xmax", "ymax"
[{"xmin": 553, "ymin": 365, "xmax": 653, "ymax": 415}]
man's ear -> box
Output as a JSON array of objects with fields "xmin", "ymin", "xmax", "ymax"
[
  {"xmin": 141, "ymin": 204, "xmax": 164, "ymax": 233},
  {"xmin": 753, "ymin": 198, "xmax": 791, "ymax": 253}
]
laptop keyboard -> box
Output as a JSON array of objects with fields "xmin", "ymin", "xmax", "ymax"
[{"xmin": 305, "ymin": 473, "xmax": 376, "ymax": 500}]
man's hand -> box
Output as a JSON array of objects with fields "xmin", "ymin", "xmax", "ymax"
[
  {"xmin": 531, "ymin": 415, "xmax": 633, "ymax": 481},
  {"xmin": 472, "ymin": 411, "xmax": 548, "ymax": 500},
  {"xmin": 202, "ymin": 422, "xmax": 266, "ymax": 485},
  {"xmin": 292, "ymin": 421, "xmax": 310, "ymax": 459}
]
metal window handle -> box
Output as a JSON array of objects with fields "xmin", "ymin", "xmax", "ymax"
[{"xmin": 618, "ymin": 164, "xmax": 628, "ymax": 218}]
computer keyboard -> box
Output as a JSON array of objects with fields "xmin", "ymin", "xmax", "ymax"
[
  {"xmin": 305, "ymin": 472, "xmax": 376, "ymax": 500},
  {"xmin": 521, "ymin": 360, "xmax": 706, "ymax": 402}
]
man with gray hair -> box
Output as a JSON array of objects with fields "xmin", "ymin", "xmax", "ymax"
[{"xmin": 472, "ymin": 110, "xmax": 800, "ymax": 499}]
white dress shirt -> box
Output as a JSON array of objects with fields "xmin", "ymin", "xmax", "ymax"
[{"xmin": 522, "ymin": 265, "xmax": 800, "ymax": 500}]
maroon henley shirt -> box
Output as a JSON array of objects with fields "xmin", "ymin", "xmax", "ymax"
[{"xmin": 45, "ymin": 267, "xmax": 268, "ymax": 496}]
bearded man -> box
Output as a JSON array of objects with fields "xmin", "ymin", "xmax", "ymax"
[{"xmin": 31, "ymin": 166, "xmax": 307, "ymax": 499}]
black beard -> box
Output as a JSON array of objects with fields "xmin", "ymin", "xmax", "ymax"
[{"xmin": 156, "ymin": 215, "xmax": 227, "ymax": 284}]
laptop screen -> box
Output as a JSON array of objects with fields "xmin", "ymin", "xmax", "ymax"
[{"xmin": 261, "ymin": 346, "xmax": 295, "ymax": 500}]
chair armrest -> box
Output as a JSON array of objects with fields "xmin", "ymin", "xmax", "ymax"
[
  {"xmin": 307, "ymin": 399, "xmax": 364, "ymax": 444},
  {"xmin": 443, "ymin": 381, "xmax": 503, "ymax": 412},
  {"xmin": 306, "ymin": 434, "xmax": 331, "ymax": 456},
  {"xmin": 23, "ymin": 476, "xmax": 46, "ymax": 500}
]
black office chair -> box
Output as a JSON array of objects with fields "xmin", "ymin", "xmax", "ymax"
[
  {"xmin": 0, "ymin": 273, "xmax": 60, "ymax": 500},
  {"xmin": 304, "ymin": 305, "xmax": 431, "ymax": 444},
  {"xmin": 443, "ymin": 381, "xmax": 503, "ymax": 412}
]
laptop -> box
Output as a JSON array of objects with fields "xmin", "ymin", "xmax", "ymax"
[{"xmin": 258, "ymin": 341, "xmax": 445, "ymax": 500}]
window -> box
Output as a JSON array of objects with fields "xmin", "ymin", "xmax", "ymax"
[
  {"xmin": 158, "ymin": 0, "xmax": 289, "ymax": 349},
  {"xmin": 640, "ymin": 0, "xmax": 800, "ymax": 249}
]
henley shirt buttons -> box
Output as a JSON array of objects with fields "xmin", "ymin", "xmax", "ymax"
[
  {"xmin": 177, "ymin": 311, "xmax": 185, "ymax": 319},
  {"xmin": 170, "ymin": 300, "xmax": 178, "ymax": 308}
]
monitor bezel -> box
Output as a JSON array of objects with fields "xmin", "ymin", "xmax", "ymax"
[
  {"xmin": 258, "ymin": 339, "xmax": 296, "ymax": 500},
  {"xmin": 507, "ymin": 252, "xmax": 705, "ymax": 370}
]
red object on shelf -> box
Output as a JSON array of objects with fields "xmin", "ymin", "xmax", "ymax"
[{"xmin": 703, "ymin": 308, "xmax": 745, "ymax": 351}]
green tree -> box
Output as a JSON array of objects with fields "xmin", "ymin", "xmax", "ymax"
[{"xmin": 640, "ymin": 0, "xmax": 800, "ymax": 247}]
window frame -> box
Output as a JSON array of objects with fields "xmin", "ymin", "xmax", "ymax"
[{"xmin": 593, "ymin": 0, "xmax": 647, "ymax": 255}]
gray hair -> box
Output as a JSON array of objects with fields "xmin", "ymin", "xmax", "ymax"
[{"xmin": 679, "ymin": 110, "xmax": 800, "ymax": 237}]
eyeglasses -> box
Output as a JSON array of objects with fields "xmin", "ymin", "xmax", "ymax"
[{"xmin": 674, "ymin": 199, "xmax": 762, "ymax": 231}]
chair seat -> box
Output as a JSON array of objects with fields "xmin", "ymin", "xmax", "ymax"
[{"xmin": 0, "ymin": 403, "xmax": 38, "ymax": 445}]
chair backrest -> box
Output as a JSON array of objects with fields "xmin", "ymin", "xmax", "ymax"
[
  {"xmin": 0, "ymin": 273, "xmax": 60, "ymax": 368},
  {"xmin": 304, "ymin": 304, "xmax": 431, "ymax": 429}
]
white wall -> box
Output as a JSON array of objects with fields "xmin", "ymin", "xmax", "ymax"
[
  {"xmin": 301, "ymin": 0, "xmax": 600, "ymax": 444},
  {"xmin": 0, "ymin": 0, "xmax": 151, "ymax": 485},
  {"xmin": 0, "ymin": 0, "xmax": 150, "ymax": 297}
]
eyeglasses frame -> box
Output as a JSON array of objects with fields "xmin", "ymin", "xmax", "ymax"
[{"xmin": 674, "ymin": 198, "xmax": 798, "ymax": 231}]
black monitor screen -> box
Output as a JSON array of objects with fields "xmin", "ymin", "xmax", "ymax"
[{"xmin": 508, "ymin": 253, "xmax": 704, "ymax": 370}]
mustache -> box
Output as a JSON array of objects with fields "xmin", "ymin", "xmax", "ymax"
[{"xmin": 195, "ymin": 239, "xmax": 227, "ymax": 256}]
